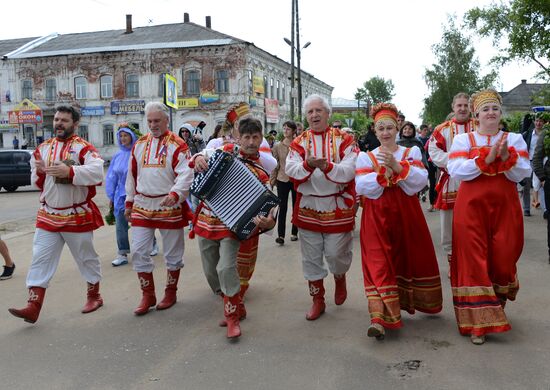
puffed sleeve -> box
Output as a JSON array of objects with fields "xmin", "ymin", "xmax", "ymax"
[
  {"xmin": 169, "ymin": 146, "xmax": 194, "ymax": 202},
  {"xmin": 323, "ymin": 143, "xmax": 358, "ymax": 184},
  {"xmin": 259, "ymin": 138, "xmax": 277, "ymax": 175},
  {"xmin": 448, "ymin": 134, "xmax": 482, "ymax": 181},
  {"xmin": 285, "ymin": 140, "xmax": 314, "ymax": 185},
  {"xmin": 72, "ymin": 146, "xmax": 104, "ymax": 186},
  {"xmin": 125, "ymin": 148, "xmax": 137, "ymax": 208},
  {"xmin": 396, "ymin": 146, "xmax": 428, "ymax": 195},
  {"xmin": 355, "ymin": 151, "xmax": 384, "ymax": 200},
  {"xmin": 428, "ymin": 128, "xmax": 449, "ymax": 168},
  {"xmin": 502, "ymin": 133, "xmax": 532, "ymax": 183}
]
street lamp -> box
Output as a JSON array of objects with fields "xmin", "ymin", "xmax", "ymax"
[{"xmin": 284, "ymin": 38, "xmax": 311, "ymax": 121}]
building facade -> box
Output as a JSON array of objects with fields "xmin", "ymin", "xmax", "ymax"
[{"xmin": 0, "ymin": 16, "xmax": 332, "ymax": 158}]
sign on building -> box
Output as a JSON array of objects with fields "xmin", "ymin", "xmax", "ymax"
[
  {"xmin": 253, "ymin": 76, "xmax": 265, "ymax": 94},
  {"xmin": 265, "ymin": 99, "xmax": 279, "ymax": 123},
  {"xmin": 164, "ymin": 74, "xmax": 178, "ymax": 109},
  {"xmin": 8, "ymin": 98, "xmax": 43, "ymax": 124},
  {"xmin": 111, "ymin": 100, "xmax": 146, "ymax": 115},
  {"xmin": 177, "ymin": 98, "xmax": 199, "ymax": 108},
  {"xmin": 81, "ymin": 106, "xmax": 105, "ymax": 116}
]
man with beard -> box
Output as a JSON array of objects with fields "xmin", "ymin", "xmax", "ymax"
[
  {"xmin": 8, "ymin": 105, "xmax": 105, "ymax": 324},
  {"xmin": 428, "ymin": 92, "xmax": 476, "ymax": 278}
]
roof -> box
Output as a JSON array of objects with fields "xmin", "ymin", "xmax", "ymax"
[
  {"xmin": 1, "ymin": 22, "xmax": 244, "ymax": 59},
  {"xmin": 0, "ymin": 37, "xmax": 39, "ymax": 57},
  {"xmin": 501, "ymin": 80, "xmax": 549, "ymax": 107}
]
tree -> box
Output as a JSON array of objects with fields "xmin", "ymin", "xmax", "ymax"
[
  {"xmin": 355, "ymin": 76, "xmax": 395, "ymax": 109},
  {"xmin": 422, "ymin": 17, "xmax": 498, "ymax": 125},
  {"xmin": 465, "ymin": 0, "xmax": 550, "ymax": 80}
]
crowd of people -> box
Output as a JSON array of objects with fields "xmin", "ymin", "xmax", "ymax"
[{"xmin": 4, "ymin": 89, "xmax": 547, "ymax": 346}]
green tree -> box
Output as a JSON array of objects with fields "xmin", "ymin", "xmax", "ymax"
[
  {"xmin": 422, "ymin": 16, "xmax": 498, "ymax": 125},
  {"xmin": 355, "ymin": 76, "xmax": 395, "ymax": 108},
  {"xmin": 465, "ymin": 0, "xmax": 550, "ymax": 80}
]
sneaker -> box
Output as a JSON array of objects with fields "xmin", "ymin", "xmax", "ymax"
[
  {"xmin": 112, "ymin": 255, "xmax": 128, "ymax": 267},
  {"xmin": 470, "ymin": 334, "xmax": 485, "ymax": 345},
  {"xmin": 150, "ymin": 243, "xmax": 159, "ymax": 257},
  {"xmin": 290, "ymin": 235, "xmax": 298, "ymax": 242},
  {"xmin": 367, "ymin": 323, "xmax": 385, "ymax": 340},
  {"xmin": 275, "ymin": 237, "xmax": 284, "ymax": 245},
  {"xmin": 543, "ymin": 211, "xmax": 548, "ymax": 220},
  {"xmin": 0, "ymin": 263, "xmax": 15, "ymax": 280}
]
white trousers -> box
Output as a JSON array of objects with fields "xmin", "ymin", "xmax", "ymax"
[
  {"xmin": 26, "ymin": 228, "xmax": 101, "ymax": 288},
  {"xmin": 299, "ymin": 229, "xmax": 353, "ymax": 281},
  {"xmin": 131, "ymin": 227, "xmax": 185, "ymax": 273},
  {"xmin": 440, "ymin": 209, "xmax": 453, "ymax": 255}
]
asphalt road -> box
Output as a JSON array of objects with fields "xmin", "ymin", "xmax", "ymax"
[{"xmin": 0, "ymin": 189, "xmax": 549, "ymax": 390}]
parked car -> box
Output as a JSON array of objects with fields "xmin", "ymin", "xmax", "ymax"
[{"xmin": 0, "ymin": 149, "xmax": 33, "ymax": 192}]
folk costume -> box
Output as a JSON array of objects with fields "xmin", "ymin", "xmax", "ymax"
[
  {"xmin": 285, "ymin": 116, "xmax": 358, "ymax": 320},
  {"xmin": 126, "ymin": 128, "xmax": 194, "ymax": 315},
  {"xmin": 190, "ymin": 104, "xmax": 276, "ymax": 338},
  {"xmin": 356, "ymin": 103, "xmax": 442, "ymax": 338},
  {"xmin": 448, "ymin": 90, "xmax": 531, "ymax": 342},
  {"xmin": 429, "ymin": 116, "xmax": 477, "ymax": 268},
  {"xmin": 9, "ymin": 133, "xmax": 105, "ymax": 323}
]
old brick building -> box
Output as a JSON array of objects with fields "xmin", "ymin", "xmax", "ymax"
[{"xmin": 0, "ymin": 15, "xmax": 332, "ymax": 157}]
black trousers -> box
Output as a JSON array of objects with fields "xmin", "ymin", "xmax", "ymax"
[
  {"xmin": 428, "ymin": 162, "xmax": 438, "ymax": 205},
  {"xmin": 545, "ymin": 179, "xmax": 550, "ymax": 255},
  {"xmin": 276, "ymin": 180, "xmax": 298, "ymax": 238}
]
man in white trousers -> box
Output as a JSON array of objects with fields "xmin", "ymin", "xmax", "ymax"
[
  {"xmin": 125, "ymin": 102, "xmax": 194, "ymax": 315},
  {"xmin": 9, "ymin": 105, "xmax": 105, "ymax": 324}
]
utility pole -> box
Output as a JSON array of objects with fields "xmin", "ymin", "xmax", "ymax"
[
  {"xmin": 290, "ymin": 0, "xmax": 295, "ymax": 120},
  {"xmin": 296, "ymin": 0, "xmax": 302, "ymax": 121}
]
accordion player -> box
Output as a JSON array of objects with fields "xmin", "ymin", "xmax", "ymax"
[{"xmin": 191, "ymin": 148, "xmax": 280, "ymax": 240}]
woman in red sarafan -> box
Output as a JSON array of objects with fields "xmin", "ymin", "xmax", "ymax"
[
  {"xmin": 355, "ymin": 103, "xmax": 442, "ymax": 340},
  {"xmin": 447, "ymin": 89, "xmax": 532, "ymax": 345}
]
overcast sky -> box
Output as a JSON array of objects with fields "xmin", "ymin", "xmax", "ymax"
[{"xmin": 1, "ymin": 0, "xmax": 542, "ymax": 124}]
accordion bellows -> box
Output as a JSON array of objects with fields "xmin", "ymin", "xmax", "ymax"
[{"xmin": 191, "ymin": 150, "xmax": 280, "ymax": 240}]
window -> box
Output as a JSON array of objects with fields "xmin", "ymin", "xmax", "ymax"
[
  {"xmin": 78, "ymin": 125, "xmax": 89, "ymax": 141},
  {"xmin": 281, "ymin": 83, "xmax": 286, "ymax": 102},
  {"xmin": 75, "ymin": 76, "xmax": 87, "ymax": 99},
  {"xmin": 21, "ymin": 80, "xmax": 33, "ymax": 99},
  {"xmin": 276, "ymin": 80, "xmax": 280, "ymax": 100},
  {"xmin": 45, "ymin": 79, "xmax": 56, "ymax": 101},
  {"xmin": 100, "ymin": 75, "xmax": 112, "ymax": 99},
  {"xmin": 263, "ymin": 76, "xmax": 268, "ymax": 97},
  {"xmin": 126, "ymin": 74, "xmax": 139, "ymax": 97},
  {"xmin": 270, "ymin": 78, "xmax": 274, "ymax": 99},
  {"xmin": 247, "ymin": 70, "xmax": 253, "ymax": 93},
  {"xmin": 215, "ymin": 70, "xmax": 229, "ymax": 94},
  {"xmin": 185, "ymin": 70, "xmax": 200, "ymax": 95},
  {"xmin": 103, "ymin": 124, "xmax": 114, "ymax": 145},
  {"xmin": 13, "ymin": 151, "xmax": 30, "ymax": 164}
]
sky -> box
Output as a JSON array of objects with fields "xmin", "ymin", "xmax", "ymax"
[{"xmin": 1, "ymin": 0, "xmax": 543, "ymax": 125}]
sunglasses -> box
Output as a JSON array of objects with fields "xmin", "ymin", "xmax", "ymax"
[{"xmin": 333, "ymin": 125, "xmax": 342, "ymax": 129}]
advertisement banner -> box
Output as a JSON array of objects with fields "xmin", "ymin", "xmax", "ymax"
[
  {"xmin": 265, "ymin": 99, "xmax": 279, "ymax": 124},
  {"xmin": 164, "ymin": 74, "xmax": 178, "ymax": 109},
  {"xmin": 8, "ymin": 109, "xmax": 42, "ymax": 124},
  {"xmin": 199, "ymin": 91, "xmax": 219, "ymax": 104},
  {"xmin": 110, "ymin": 100, "xmax": 145, "ymax": 115},
  {"xmin": 177, "ymin": 98, "xmax": 199, "ymax": 108},
  {"xmin": 253, "ymin": 76, "xmax": 265, "ymax": 94}
]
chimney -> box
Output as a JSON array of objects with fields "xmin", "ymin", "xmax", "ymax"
[
  {"xmin": 206, "ymin": 16, "xmax": 211, "ymax": 28},
  {"xmin": 184, "ymin": 13, "xmax": 190, "ymax": 23},
  {"xmin": 521, "ymin": 79, "xmax": 527, "ymax": 84},
  {"xmin": 126, "ymin": 14, "xmax": 132, "ymax": 34}
]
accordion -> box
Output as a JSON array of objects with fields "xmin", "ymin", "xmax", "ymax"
[{"xmin": 190, "ymin": 150, "xmax": 280, "ymax": 240}]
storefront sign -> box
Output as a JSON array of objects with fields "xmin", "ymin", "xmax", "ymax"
[
  {"xmin": 81, "ymin": 106, "xmax": 105, "ymax": 116},
  {"xmin": 110, "ymin": 100, "xmax": 145, "ymax": 115},
  {"xmin": 253, "ymin": 76, "xmax": 265, "ymax": 94},
  {"xmin": 177, "ymin": 98, "xmax": 199, "ymax": 108}
]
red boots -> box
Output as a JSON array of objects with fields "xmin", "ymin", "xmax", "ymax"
[
  {"xmin": 82, "ymin": 282, "xmax": 103, "ymax": 313},
  {"xmin": 224, "ymin": 294, "xmax": 241, "ymax": 338},
  {"xmin": 8, "ymin": 287, "xmax": 46, "ymax": 323},
  {"xmin": 134, "ymin": 272, "xmax": 157, "ymax": 315},
  {"xmin": 156, "ymin": 269, "xmax": 180, "ymax": 310},
  {"xmin": 334, "ymin": 274, "xmax": 347, "ymax": 305},
  {"xmin": 306, "ymin": 279, "xmax": 326, "ymax": 321}
]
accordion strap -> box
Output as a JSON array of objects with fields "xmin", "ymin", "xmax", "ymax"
[{"xmin": 238, "ymin": 157, "xmax": 269, "ymax": 179}]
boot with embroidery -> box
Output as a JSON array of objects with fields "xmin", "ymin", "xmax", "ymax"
[
  {"xmin": 306, "ymin": 279, "xmax": 326, "ymax": 321},
  {"xmin": 8, "ymin": 287, "xmax": 46, "ymax": 324},
  {"xmin": 82, "ymin": 282, "xmax": 103, "ymax": 313},
  {"xmin": 156, "ymin": 269, "xmax": 180, "ymax": 310},
  {"xmin": 334, "ymin": 274, "xmax": 347, "ymax": 305},
  {"xmin": 134, "ymin": 272, "xmax": 156, "ymax": 316},
  {"xmin": 224, "ymin": 294, "xmax": 241, "ymax": 339}
]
